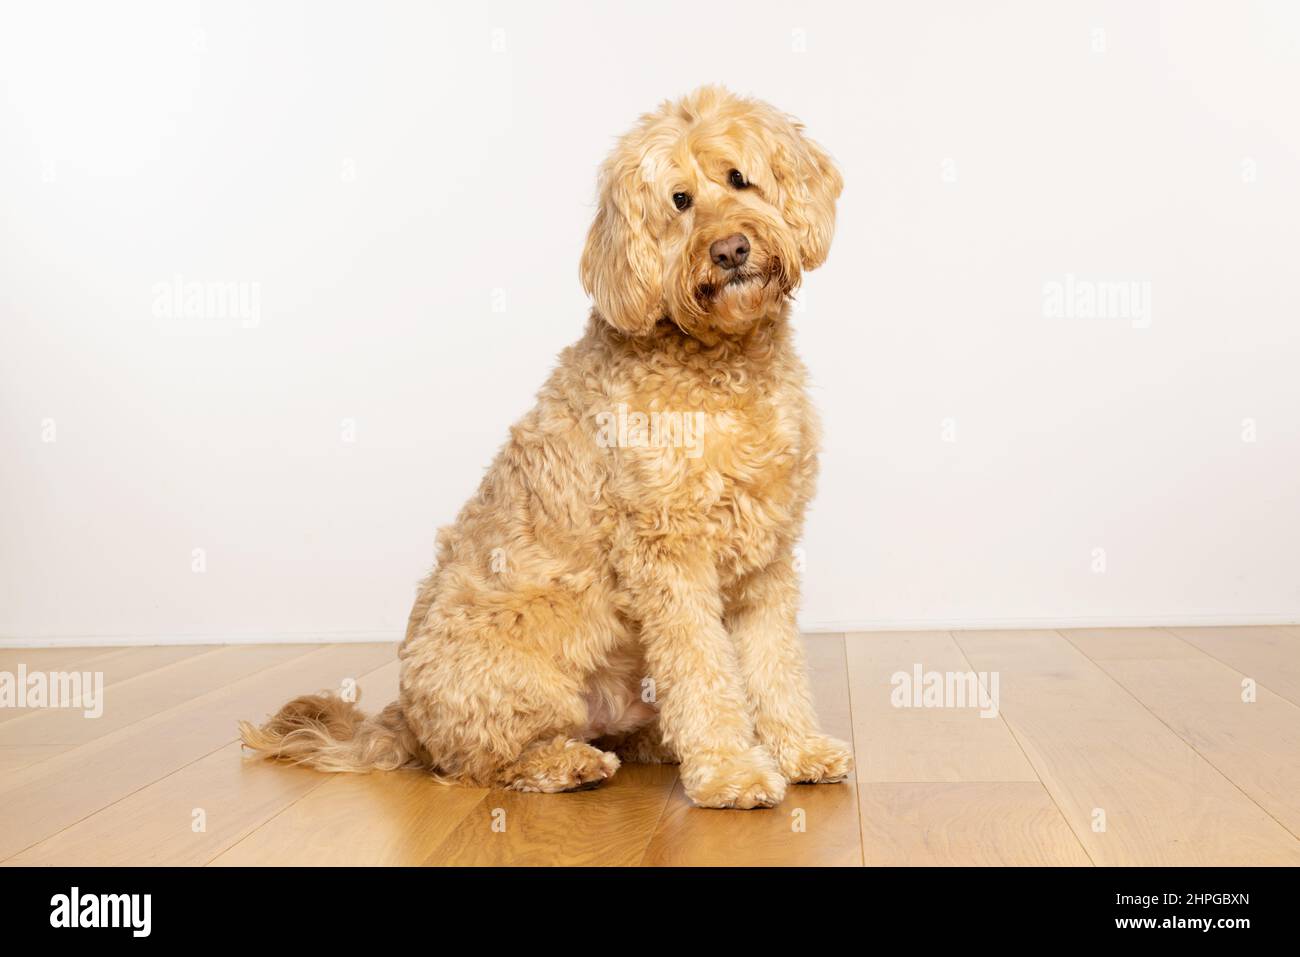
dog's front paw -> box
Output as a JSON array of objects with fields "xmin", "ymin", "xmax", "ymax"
[
  {"xmin": 773, "ymin": 734, "xmax": 854, "ymax": 784},
  {"xmin": 681, "ymin": 746, "xmax": 787, "ymax": 809}
]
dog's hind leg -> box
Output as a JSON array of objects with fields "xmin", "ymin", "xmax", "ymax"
[
  {"xmin": 497, "ymin": 735, "xmax": 620, "ymax": 792},
  {"xmin": 596, "ymin": 721, "xmax": 678, "ymax": 765},
  {"xmin": 400, "ymin": 589, "xmax": 626, "ymax": 792}
]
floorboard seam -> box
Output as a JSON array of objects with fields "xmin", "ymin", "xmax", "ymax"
[
  {"xmin": 0, "ymin": 645, "xmax": 240, "ymax": 768},
  {"xmin": 837, "ymin": 634, "xmax": 866, "ymax": 867},
  {"xmin": 6, "ymin": 649, "xmax": 394, "ymax": 865},
  {"xmin": 949, "ymin": 630, "xmax": 1098, "ymax": 866},
  {"xmin": 1058, "ymin": 629, "xmax": 1300, "ymax": 843},
  {"xmin": 1159, "ymin": 626, "xmax": 1300, "ymax": 708},
  {"xmin": 633, "ymin": 773, "xmax": 683, "ymax": 867},
  {"xmin": 202, "ymin": 652, "xmax": 404, "ymax": 865}
]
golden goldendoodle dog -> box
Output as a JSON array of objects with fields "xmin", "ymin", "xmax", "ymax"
[{"xmin": 241, "ymin": 85, "xmax": 851, "ymax": 809}]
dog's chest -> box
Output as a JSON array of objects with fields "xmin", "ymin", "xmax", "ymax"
[
  {"xmin": 606, "ymin": 331, "xmax": 817, "ymax": 575},
  {"xmin": 695, "ymin": 392, "xmax": 811, "ymax": 573}
]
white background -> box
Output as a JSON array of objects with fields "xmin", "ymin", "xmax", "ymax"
[{"xmin": 3, "ymin": 1, "xmax": 1298, "ymax": 644}]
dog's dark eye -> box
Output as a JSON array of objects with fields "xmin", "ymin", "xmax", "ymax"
[
  {"xmin": 728, "ymin": 169, "xmax": 748, "ymax": 189},
  {"xmin": 672, "ymin": 191, "xmax": 692, "ymax": 211}
]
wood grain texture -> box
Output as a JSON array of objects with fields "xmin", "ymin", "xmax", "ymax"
[
  {"xmin": 1063, "ymin": 627, "xmax": 1300, "ymax": 837},
  {"xmin": 0, "ymin": 646, "xmax": 203, "ymax": 724},
  {"xmin": 5, "ymin": 661, "xmax": 399, "ymax": 866},
  {"xmin": 0, "ymin": 645, "xmax": 229, "ymax": 756},
  {"xmin": 4, "ymin": 741, "xmax": 326, "ymax": 866},
  {"xmin": 859, "ymin": 782, "xmax": 1092, "ymax": 866},
  {"xmin": 953, "ymin": 629, "xmax": 1300, "ymax": 865},
  {"xmin": 845, "ymin": 631, "xmax": 1037, "ymax": 782},
  {"xmin": 0, "ymin": 646, "xmax": 123, "ymax": 675},
  {"xmin": 426, "ymin": 764, "xmax": 678, "ymax": 866},
  {"xmin": 0, "ymin": 643, "xmax": 394, "ymax": 861},
  {"xmin": 0, "ymin": 746, "xmax": 65, "ymax": 773},
  {"xmin": 4, "ymin": 629, "xmax": 1299, "ymax": 866},
  {"xmin": 1168, "ymin": 625, "xmax": 1300, "ymax": 707},
  {"xmin": 207, "ymin": 661, "xmax": 489, "ymax": 866},
  {"xmin": 211, "ymin": 769, "xmax": 487, "ymax": 866}
]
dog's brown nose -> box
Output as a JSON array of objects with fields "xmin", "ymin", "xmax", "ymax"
[{"xmin": 709, "ymin": 233, "xmax": 750, "ymax": 270}]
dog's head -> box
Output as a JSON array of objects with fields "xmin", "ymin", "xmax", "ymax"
[{"xmin": 580, "ymin": 86, "xmax": 842, "ymax": 341}]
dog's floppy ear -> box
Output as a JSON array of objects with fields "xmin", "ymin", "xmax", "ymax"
[
  {"xmin": 770, "ymin": 119, "xmax": 843, "ymax": 272},
  {"xmin": 580, "ymin": 155, "xmax": 663, "ymax": 336}
]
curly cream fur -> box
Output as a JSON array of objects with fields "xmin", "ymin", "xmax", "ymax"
[{"xmin": 241, "ymin": 86, "xmax": 852, "ymax": 808}]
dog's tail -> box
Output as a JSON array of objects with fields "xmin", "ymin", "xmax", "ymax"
[{"xmin": 239, "ymin": 691, "xmax": 426, "ymax": 774}]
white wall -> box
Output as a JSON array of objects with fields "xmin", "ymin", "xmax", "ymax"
[{"xmin": 2, "ymin": 1, "xmax": 1298, "ymax": 645}]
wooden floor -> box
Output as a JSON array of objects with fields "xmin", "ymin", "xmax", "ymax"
[{"xmin": 2, "ymin": 627, "xmax": 1298, "ymax": 866}]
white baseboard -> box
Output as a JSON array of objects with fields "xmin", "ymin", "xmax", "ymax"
[
  {"xmin": 0, "ymin": 630, "xmax": 402, "ymax": 649},
  {"xmin": 798, "ymin": 613, "xmax": 1300, "ymax": 634},
  {"xmin": 2, "ymin": 613, "xmax": 1297, "ymax": 648}
]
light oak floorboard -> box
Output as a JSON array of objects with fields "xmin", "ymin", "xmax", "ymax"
[
  {"xmin": 1062, "ymin": 627, "xmax": 1300, "ymax": 838},
  {"xmin": 0, "ymin": 643, "xmax": 393, "ymax": 861},
  {"xmin": 8, "ymin": 660, "xmax": 400, "ymax": 866},
  {"xmin": 0, "ymin": 746, "xmax": 67, "ymax": 774},
  {"xmin": 426, "ymin": 764, "xmax": 678, "ymax": 867},
  {"xmin": 207, "ymin": 662, "xmax": 489, "ymax": 866},
  {"xmin": 5, "ymin": 741, "xmax": 326, "ymax": 866},
  {"xmin": 0, "ymin": 646, "xmax": 161, "ymax": 723},
  {"xmin": 0, "ymin": 645, "xmax": 296, "ymax": 753},
  {"xmin": 211, "ymin": 770, "xmax": 487, "ymax": 867},
  {"xmin": 0, "ymin": 645, "xmax": 123, "ymax": 675},
  {"xmin": 1167, "ymin": 625, "xmax": 1300, "ymax": 708},
  {"xmin": 859, "ymin": 782, "xmax": 1092, "ymax": 866},
  {"xmin": 953, "ymin": 629, "xmax": 1300, "ymax": 865},
  {"xmin": 845, "ymin": 631, "xmax": 1037, "ymax": 782},
  {"xmin": 4, "ymin": 629, "xmax": 1298, "ymax": 866}
]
